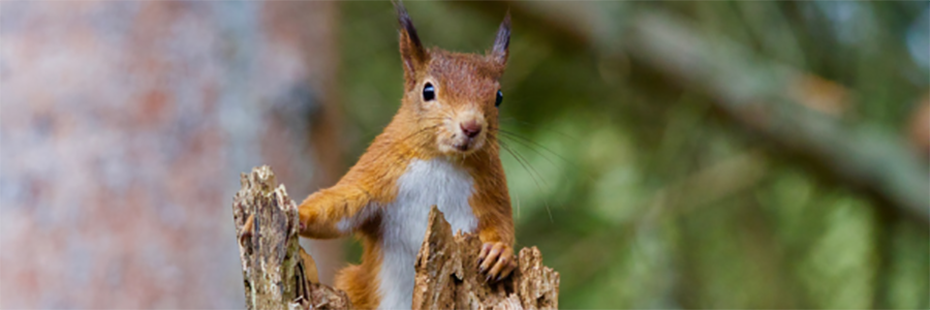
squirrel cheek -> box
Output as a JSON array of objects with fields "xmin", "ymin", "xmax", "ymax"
[{"xmin": 435, "ymin": 126, "xmax": 458, "ymax": 154}]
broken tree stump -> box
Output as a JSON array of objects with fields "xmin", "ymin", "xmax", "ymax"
[
  {"xmin": 232, "ymin": 166, "xmax": 352, "ymax": 310},
  {"xmin": 233, "ymin": 166, "xmax": 559, "ymax": 309},
  {"xmin": 414, "ymin": 206, "xmax": 560, "ymax": 310}
]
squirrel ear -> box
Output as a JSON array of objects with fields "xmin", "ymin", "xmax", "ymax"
[
  {"xmin": 395, "ymin": 1, "xmax": 428, "ymax": 85},
  {"xmin": 490, "ymin": 11, "xmax": 511, "ymax": 67}
]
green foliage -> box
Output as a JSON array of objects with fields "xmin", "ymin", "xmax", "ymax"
[{"xmin": 339, "ymin": 1, "xmax": 929, "ymax": 308}]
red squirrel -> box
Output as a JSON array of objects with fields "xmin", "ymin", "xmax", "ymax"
[{"xmin": 297, "ymin": 3, "xmax": 515, "ymax": 309}]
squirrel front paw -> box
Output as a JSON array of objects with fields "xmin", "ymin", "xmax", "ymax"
[{"xmin": 477, "ymin": 242, "xmax": 516, "ymax": 283}]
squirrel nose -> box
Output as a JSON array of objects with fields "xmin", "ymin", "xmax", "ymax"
[{"xmin": 460, "ymin": 121, "xmax": 482, "ymax": 138}]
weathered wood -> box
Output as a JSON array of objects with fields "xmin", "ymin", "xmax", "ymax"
[
  {"xmin": 414, "ymin": 206, "xmax": 560, "ymax": 310},
  {"xmin": 234, "ymin": 166, "xmax": 558, "ymax": 309},
  {"xmin": 232, "ymin": 166, "xmax": 352, "ymax": 310}
]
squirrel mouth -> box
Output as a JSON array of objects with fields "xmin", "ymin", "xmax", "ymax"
[
  {"xmin": 440, "ymin": 133, "xmax": 484, "ymax": 155},
  {"xmin": 451, "ymin": 137, "xmax": 482, "ymax": 153},
  {"xmin": 453, "ymin": 142, "xmax": 470, "ymax": 152}
]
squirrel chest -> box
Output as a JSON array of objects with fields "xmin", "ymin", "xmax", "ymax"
[{"xmin": 377, "ymin": 158, "xmax": 478, "ymax": 309}]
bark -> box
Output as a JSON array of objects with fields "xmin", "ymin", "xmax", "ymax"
[
  {"xmin": 414, "ymin": 206, "xmax": 560, "ymax": 310},
  {"xmin": 233, "ymin": 166, "xmax": 560, "ymax": 309},
  {"xmin": 232, "ymin": 166, "xmax": 352, "ymax": 310}
]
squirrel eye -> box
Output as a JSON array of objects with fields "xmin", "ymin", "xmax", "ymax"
[
  {"xmin": 423, "ymin": 83, "xmax": 435, "ymax": 101},
  {"xmin": 495, "ymin": 90, "xmax": 503, "ymax": 107}
]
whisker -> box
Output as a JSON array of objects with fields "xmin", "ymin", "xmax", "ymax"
[
  {"xmin": 498, "ymin": 117, "xmax": 578, "ymax": 140},
  {"xmin": 499, "ymin": 140, "xmax": 553, "ymax": 223},
  {"xmin": 503, "ymin": 140, "xmax": 550, "ymax": 190},
  {"xmin": 359, "ymin": 124, "xmax": 441, "ymax": 184},
  {"xmin": 498, "ymin": 129, "xmax": 572, "ymax": 165},
  {"xmin": 495, "ymin": 128, "xmax": 596, "ymax": 184},
  {"xmin": 498, "ymin": 133, "xmax": 561, "ymax": 169},
  {"xmin": 396, "ymin": 124, "xmax": 440, "ymax": 143}
]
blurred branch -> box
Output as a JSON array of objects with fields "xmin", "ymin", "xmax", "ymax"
[
  {"xmin": 467, "ymin": 2, "xmax": 929, "ymax": 225},
  {"xmin": 656, "ymin": 150, "xmax": 769, "ymax": 216}
]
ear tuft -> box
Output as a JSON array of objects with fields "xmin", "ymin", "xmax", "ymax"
[
  {"xmin": 394, "ymin": 1, "xmax": 423, "ymax": 53},
  {"xmin": 394, "ymin": 1, "xmax": 428, "ymax": 87},
  {"xmin": 491, "ymin": 10, "xmax": 511, "ymax": 66}
]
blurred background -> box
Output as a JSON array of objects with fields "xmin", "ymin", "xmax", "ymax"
[{"xmin": 1, "ymin": 1, "xmax": 928, "ymax": 309}]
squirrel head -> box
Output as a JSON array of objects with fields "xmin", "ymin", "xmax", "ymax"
[{"xmin": 394, "ymin": 3, "xmax": 510, "ymax": 157}]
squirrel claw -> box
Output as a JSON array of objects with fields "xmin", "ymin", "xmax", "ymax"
[{"xmin": 478, "ymin": 241, "xmax": 514, "ymax": 282}]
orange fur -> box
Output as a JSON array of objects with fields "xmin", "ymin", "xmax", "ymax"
[{"xmin": 298, "ymin": 4, "xmax": 513, "ymax": 308}]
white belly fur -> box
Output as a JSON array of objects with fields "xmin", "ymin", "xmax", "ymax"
[{"xmin": 377, "ymin": 158, "xmax": 478, "ymax": 310}]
